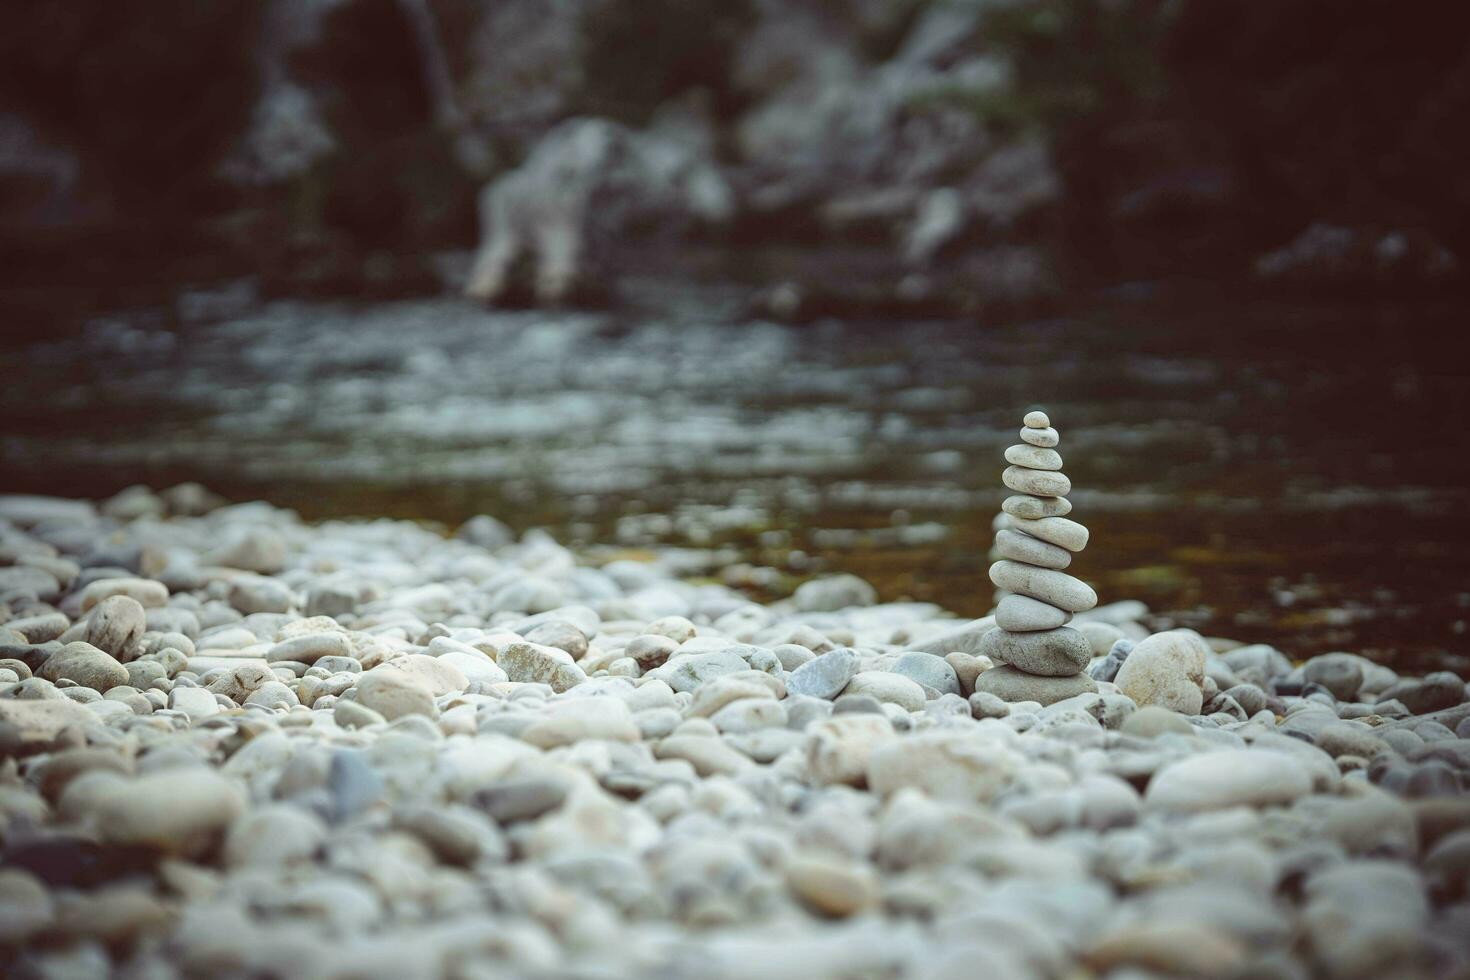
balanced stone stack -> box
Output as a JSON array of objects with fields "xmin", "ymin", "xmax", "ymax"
[{"xmin": 976, "ymin": 410, "xmax": 1100, "ymax": 704}]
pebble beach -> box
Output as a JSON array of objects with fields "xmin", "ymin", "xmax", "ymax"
[
  {"xmin": 2, "ymin": 480, "xmax": 1470, "ymax": 979},
  {"xmin": 7, "ymin": 2, "xmax": 1470, "ymax": 976}
]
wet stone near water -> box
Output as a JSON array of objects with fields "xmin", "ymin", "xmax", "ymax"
[
  {"xmin": 0, "ymin": 489, "xmax": 1465, "ymax": 978},
  {"xmin": 979, "ymin": 626, "xmax": 1092, "ymax": 677}
]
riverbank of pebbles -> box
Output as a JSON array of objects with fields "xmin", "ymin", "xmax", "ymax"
[{"xmin": 2, "ymin": 487, "xmax": 1469, "ymax": 979}]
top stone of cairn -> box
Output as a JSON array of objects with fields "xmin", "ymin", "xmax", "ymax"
[{"xmin": 1023, "ymin": 410, "xmax": 1050, "ymax": 429}]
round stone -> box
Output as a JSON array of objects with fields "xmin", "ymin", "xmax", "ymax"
[
  {"xmin": 1002, "ymin": 466, "xmax": 1071, "ymax": 498},
  {"xmin": 334, "ymin": 700, "xmax": 386, "ymax": 729},
  {"xmin": 786, "ymin": 648, "xmax": 860, "ymax": 700},
  {"xmin": 995, "ymin": 594, "xmax": 1072, "ymax": 632},
  {"xmin": 1023, "ymin": 411, "xmax": 1050, "ymax": 428},
  {"xmin": 1003, "ymin": 495, "xmax": 1072, "ymax": 520},
  {"xmin": 522, "ymin": 697, "xmax": 639, "ymax": 748},
  {"xmin": 1113, "ymin": 629, "xmax": 1209, "ymax": 714},
  {"xmin": 1076, "ymin": 621, "xmax": 1124, "ymax": 656},
  {"xmin": 1316, "ymin": 722, "xmax": 1391, "ymax": 759},
  {"xmin": 785, "ymin": 855, "xmax": 879, "ymax": 917},
  {"xmin": 373, "ymin": 653, "xmax": 468, "ymax": 696},
  {"xmin": 626, "ymin": 634, "xmax": 678, "ymax": 670},
  {"xmin": 84, "ymin": 596, "xmax": 146, "ymax": 658},
  {"xmin": 1303, "ymin": 653, "xmax": 1364, "ymax": 702},
  {"xmin": 968, "ymin": 690, "xmax": 1009, "ymax": 719},
  {"xmin": 843, "ymin": 671, "xmax": 926, "ymax": 712},
  {"xmin": 244, "ymin": 681, "xmax": 299, "ymax": 710},
  {"xmin": 890, "ymin": 652, "xmax": 961, "ymax": 696},
  {"xmin": 0, "ymin": 868, "xmax": 52, "ymax": 943},
  {"xmin": 980, "ymin": 626, "xmax": 1091, "ymax": 676},
  {"xmin": 988, "ymin": 561, "xmax": 1097, "ymax": 613},
  {"xmin": 1145, "ymin": 749, "xmax": 1313, "ymax": 812},
  {"xmin": 995, "ymin": 529, "xmax": 1072, "ymax": 570},
  {"xmin": 265, "ymin": 633, "xmax": 353, "ymax": 665},
  {"xmin": 167, "ymin": 687, "xmax": 220, "ymax": 720},
  {"xmin": 79, "ymin": 578, "xmax": 168, "ymax": 613},
  {"xmin": 972, "ymin": 665, "xmax": 1098, "ymax": 706},
  {"xmin": 354, "ymin": 668, "xmax": 438, "ymax": 720},
  {"xmin": 805, "ymin": 715, "xmax": 896, "ymax": 787},
  {"xmin": 499, "ymin": 641, "xmax": 588, "ymax": 692},
  {"xmin": 89, "ymin": 769, "xmax": 246, "ymax": 855},
  {"xmin": 867, "ymin": 731, "xmax": 1022, "ymax": 802},
  {"xmin": 1020, "ymin": 426, "xmax": 1059, "ymax": 448},
  {"xmin": 1005, "ymin": 516, "xmax": 1089, "ymax": 553},
  {"xmin": 37, "ymin": 643, "xmax": 129, "ymax": 693},
  {"xmin": 1004, "ymin": 444, "xmax": 1062, "ymax": 470},
  {"xmin": 33, "ymin": 749, "xmax": 132, "ymax": 803},
  {"xmin": 1398, "ymin": 672, "xmax": 1464, "ymax": 714},
  {"xmin": 1120, "ymin": 705, "xmax": 1194, "ymax": 738},
  {"xmin": 223, "ymin": 804, "xmax": 327, "ymax": 868},
  {"xmin": 793, "ymin": 574, "xmax": 877, "ymax": 612}
]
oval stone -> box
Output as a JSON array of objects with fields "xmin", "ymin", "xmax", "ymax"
[
  {"xmin": 1146, "ymin": 750, "xmax": 1313, "ymax": 813},
  {"xmin": 1003, "ymin": 495, "xmax": 1072, "ymax": 520},
  {"xmin": 37, "ymin": 643, "xmax": 129, "ymax": 693},
  {"xmin": 266, "ymin": 633, "xmax": 352, "ymax": 665},
  {"xmin": 988, "ymin": 561, "xmax": 1097, "ymax": 613},
  {"xmin": 995, "ymin": 529, "xmax": 1071, "ymax": 570},
  {"xmin": 1004, "ymin": 444, "xmax": 1063, "ymax": 470},
  {"xmin": 972, "ymin": 664, "xmax": 1097, "ymax": 706},
  {"xmin": 980, "ymin": 626, "xmax": 1091, "ymax": 676},
  {"xmin": 787, "ymin": 648, "xmax": 860, "ymax": 700},
  {"xmin": 844, "ymin": 671, "xmax": 926, "ymax": 713},
  {"xmin": 1023, "ymin": 411, "xmax": 1050, "ymax": 428},
  {"xmin": 1006, "ymin": 516, "xmax": 1089, "ymax": 553},
  {"xmin": 1113, "ymin": 629, "xmax": 1208, "ymax": 714},
  {"xmin": 1020, "ymin": 426, "xmax": 1059, "ymax": 448},
  {"xmin": 1002, "ymin": 466, "xmax": 1071, "ymax": 498},
  {"xmin": 93, "ymin": 770, "xmax": 245, "ymax": 855},
  {"xmin": 995, "ymin": 594, "xmax": 1072, "ymax": 632},
  {"xmin": 84, "ymin": 596, "xmax": 146, "ymax": 658}
]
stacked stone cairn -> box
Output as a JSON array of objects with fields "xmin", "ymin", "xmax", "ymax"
[{"xmin": 976, "ymin": 410, "xmax": 1100, "ymax": 704}]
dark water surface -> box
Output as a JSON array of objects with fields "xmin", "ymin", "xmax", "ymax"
[{"xmin": 4, "ymin": 285, "xmax": 1469, "ymax": 672}]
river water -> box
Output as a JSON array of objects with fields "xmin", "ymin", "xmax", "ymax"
[{"xmin": 4, "ymin": 282, "xmax": 1468, "ymax": 672}]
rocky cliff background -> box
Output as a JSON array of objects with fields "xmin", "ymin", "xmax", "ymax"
[{"xmin": 3, "ymin": 0, "xmax": 1466, "ymax": 330}]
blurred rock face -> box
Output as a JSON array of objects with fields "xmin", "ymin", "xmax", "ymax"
[
  {"xmin": 217, "ymin": 1, "xmax": 342, "ymax": 189},
  {"xmin": 465, "ymin": 117, "xmax": 733, "ymax": 306},
  {"xmin": 0, "ymin": 0, "xmax": 261, "ymax": 231},
  {"xmin": 1, "ymin": 0, "xmax": 1466, "ymax": 308}
]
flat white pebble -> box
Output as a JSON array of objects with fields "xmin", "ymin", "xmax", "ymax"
[
  {"xmin": 989, "ymin": 561, "xmax": 1097, "ymax": 613},
  {"xmin": 1005, "ymin": 515, "xmax": 1089, "ymax": 552},
  {"xmin": 1002, "ymin": 465, "xmax": 1071, "ymax": 498},
  {"xmin": 995, "ymin": 528, "xmax": 1072, "ymax": 570},
  {"xmin": 995, "ymin": 594, "xmax": 1073, "ymax": 632},
  {"xmin": 1004, "ymin": 444, "xmax": 1063, "ymax": 470},
  {"xmin": 1002, "ymin": 494, "xmax": 1072, "ymax": 519},
  {"xmin": 1020, "ymin": 426, "xmax": 1059, "ymax": 448}
]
